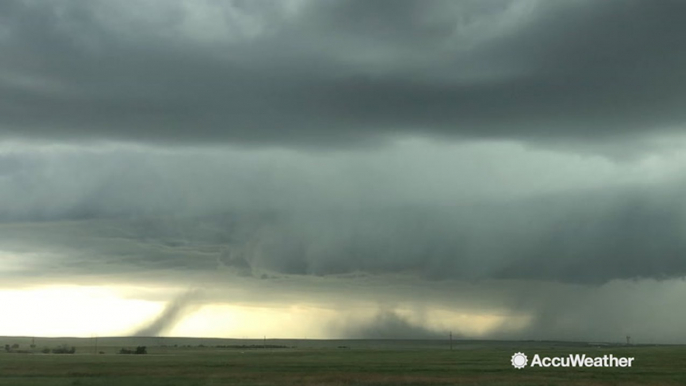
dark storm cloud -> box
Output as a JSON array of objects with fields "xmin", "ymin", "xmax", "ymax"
[
  {"xmin": 2, "ymin": 141, "xmax": 685, "ymax": 285},
  {"xmin": 3, "ymin": 178, "xmax": 686, "ymax": 285},
  {"xmin": 1, "ymin": 0, "xmax": 685, "ymax": 148},
  {"xmin": 203, "ymin": 184, "xmax": 686, "ymax": 284}
]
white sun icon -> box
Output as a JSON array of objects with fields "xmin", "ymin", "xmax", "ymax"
[{"xmin": 511, "ymin": 352, "xmax": 528, "ymax": 369}]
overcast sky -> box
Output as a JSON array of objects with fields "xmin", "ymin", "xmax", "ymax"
[{"xmin": 2, "ymin": 0, "xmax": 686, "ymax": 342}]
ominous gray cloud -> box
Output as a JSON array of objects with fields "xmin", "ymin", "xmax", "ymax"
[
  {"xmin": 2, "ymin": 144, "xmax": 685, "ymax": 285},
  {"xmin": 1, "ymin": 0, "xmax": 685, "ymax": 149},
  {"xmin": 3, "ymin": 0, "xmax": 686, "ymax": 343},
  {"xmin": 9, "ymin": 184, "xmax": 684, "ymax": 284}
]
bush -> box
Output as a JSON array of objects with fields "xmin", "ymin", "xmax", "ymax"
[
  {"xmin": 119, "ymin": 346, "xmax": 147, "ymax": 355},
  {"xmin": 51, "ymin": 345, "xmax": 76, "ymax": 354}
]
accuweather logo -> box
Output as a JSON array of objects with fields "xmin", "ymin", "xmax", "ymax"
[
  {"xmin": 511, "ymin": 352, "xmax": 528, "ymax": 369},
  {"xmin": 511, "ymin": 352, "xmax": 635, "ymax": 369}
]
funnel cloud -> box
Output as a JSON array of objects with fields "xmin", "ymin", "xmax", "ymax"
[{"xmin": 134, "ymin": 291, "xmax": 201, "ymax": 337}]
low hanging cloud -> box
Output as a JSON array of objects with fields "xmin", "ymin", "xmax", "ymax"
[
  {"xmin": 1, "ymin": 142, "xmax": 686, "ymax": 285},
  {"xmin": 3, "ymin": 178, "xmax": 686, "ymax": 285}
]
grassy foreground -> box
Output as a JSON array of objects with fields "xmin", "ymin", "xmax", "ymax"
[{"xmin": 1, "ymin": 338, "xmax": 685, "ymax": 386}]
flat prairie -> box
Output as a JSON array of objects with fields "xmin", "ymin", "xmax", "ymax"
[{"xmin": 1, "ymin": 337, "xmax": 684, "ymax": 386}]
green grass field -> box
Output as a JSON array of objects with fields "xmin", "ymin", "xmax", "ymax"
[{"xmin": 1, "ymin": 337, "xmax": 685, "ymax": 385}]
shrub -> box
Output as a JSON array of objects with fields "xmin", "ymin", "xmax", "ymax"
[
  {"xmin": 119, "ymin": 346, "xmax": 147, "ymax": 355},
  {"xmin": 51, "ymin": 345, "xmax": 76, "ymax": 354}
]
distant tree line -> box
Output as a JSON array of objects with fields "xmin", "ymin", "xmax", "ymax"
[
  {"xmin": 214, "ymin": 344, "xmax": 290, "ymax": 349},
  {"xmin": 5, "ymin": 343, "xmax": 75, "ymax": 354},
  {"xmin": 119, "ymin": 346, "xmax": 147, "ymax": 355}
]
